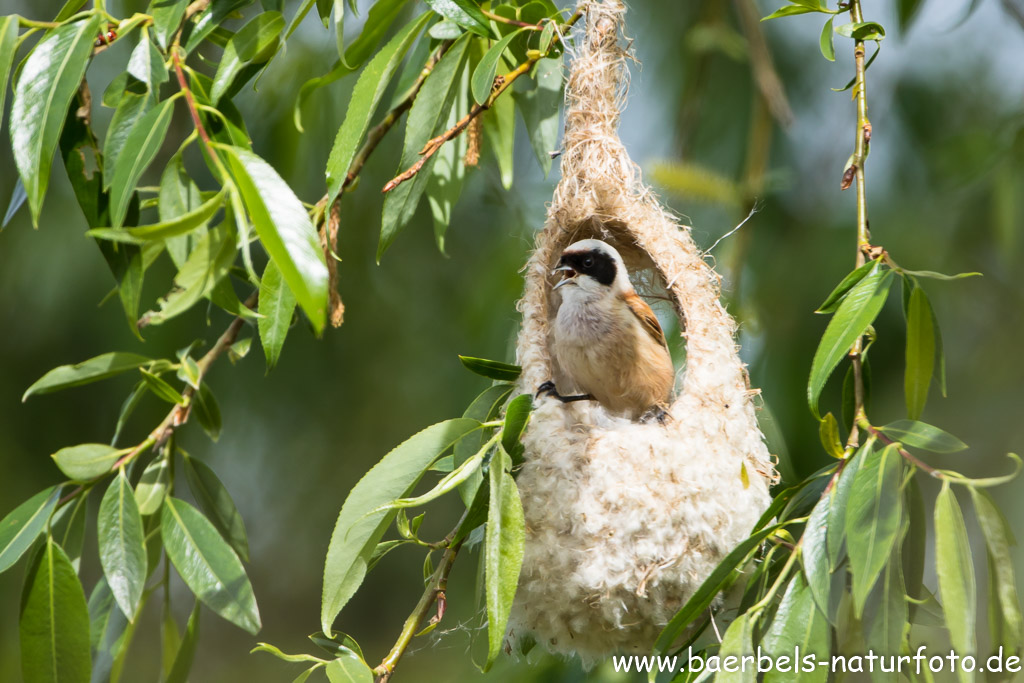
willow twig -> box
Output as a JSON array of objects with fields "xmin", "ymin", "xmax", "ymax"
[{"xmin": 382, "ymin": 10, "xmax": 584, "ymax": 194}]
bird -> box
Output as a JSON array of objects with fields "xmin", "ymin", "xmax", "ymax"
[{"xmin": 537, "ymin": 239, "xmax": 675, "ymax": 420}]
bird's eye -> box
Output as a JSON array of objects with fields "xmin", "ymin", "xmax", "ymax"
[{"xmin": 583, "ymin": 256, "xmax": 594, "ymax": 268}]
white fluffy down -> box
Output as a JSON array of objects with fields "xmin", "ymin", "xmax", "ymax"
[{"xmin": 505, "ymin": 0, "xmax": 776, "ymax": 662}]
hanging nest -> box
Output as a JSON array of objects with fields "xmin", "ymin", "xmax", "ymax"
[{"xmin": 508, "ymin": 0, "xmax": 778, "ymax": 662}]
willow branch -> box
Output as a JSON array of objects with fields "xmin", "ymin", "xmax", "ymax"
[
  {"xmin": 373, "ymin": 513, "xmax": 469, "ymax": 683},
  {"xmin": 844, "ymin": 0, "xmax": 873, "ymax": 449},
  {"xmin": 382, "ymin": 10, "xmax": 584, "ymax": 194}
]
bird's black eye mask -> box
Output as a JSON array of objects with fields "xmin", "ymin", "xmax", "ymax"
[{"xmin": 560, "ymin": 250, "xmax": 617, "ymax": 286}]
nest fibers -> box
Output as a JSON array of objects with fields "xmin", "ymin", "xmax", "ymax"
[{"xmin": 508, "ymin": 0, "xmax": 778, "ymax": 662}]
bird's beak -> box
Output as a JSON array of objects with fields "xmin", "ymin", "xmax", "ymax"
[
  {"xmin": 552, "ymin": 265, "xmax": 574, "ymax": 274},
  {"xmin": 552, "ymin": 264, "xmax": 576, "ymax": 290}
]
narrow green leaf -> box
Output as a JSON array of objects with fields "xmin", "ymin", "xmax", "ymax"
[
  {"xmin": 52, "ymin": 444, "xmax": 126, "ymax": 481},
  {"xmin": 426, "ymin": 69, "xmax": 469, "ymax": 252},
  {"xmin": 135, "ymin": 457, "xmax": 170, "ymax": 515},
  {"xmin": 54, "ymin": 493, "xmax": 87, "ymax": 572},
  {"xmin": 455, "ymin": 384, "xmax": 513, "ymax": 504},
  {"xmin": 819, "ymin": 16, "xmax": 835, "ymax": 61},
  {"xmin": 161, "ymin": 599, "xmax": 181, "ymax": 678},
  {"xmin": 224, "ymin": 146, "xmax": 329, "ymax": 332},
  {"xmin": 458, "ymin": 355, "xmax": 522, "ymax": 382},
  {"xmin": 863, "ymin": 545, "xmax": 906, "ymax": 670},
  {"xmin": 109, "ymin": 98, "xmax": 176, "ymax": 228},
  {"xmin": 324, "ymin": 13, "xmax": 430, "ymax": 202},
  {"xmin": 20, "ymin": 537, "xmax": 91, "ymax": 683},
  {"xmin": 716, "ymin": 613, "xmax": 755, "ymax": 683},
  {"xmin": 127, "ymin": 32, "xmax": 168, "ymax": 93},
  {"xmin": 103, "ymin": 88, "xmax": 152, "ymax": 192},
  {"xmin": 763, "ymin": 573, "xmax": 829, "ymax": 683},
  {"xmin": 10, "ymin": 15, "xmax": 102, "ymax": 225},
  {"xmin": 835, "ymin": 21, "xmax": 886, "ymax": 41},
  {"xmin": 904, "ymin": 286, "xmax": 935, "ymax": 420},
  {"xmin": 500, "ymin": 394, "xmax": 532, "ymax": 459},
  {"xmin": 325, "ymin": 653, "xmax": 373, "ymax": 683},
  {"xmin": 139, "ymin": 368, "xmax": 186, "ymax": 405},
  {"xmin": 0, "ymin": 16, "xmax": 20, "ymax": 131},
  {"xmin": 258, "ymin": 259, "xmax": 297, "ymax": 371},
  {"xmin": 902, "ymin": 476, "xmax": 926, "ymax": 603},
  {"xmin": 472, "ymin": 30, "xmax": 523, "ymax": 104},
  {"xmin": 379, "ymin": 35, "xmax": 471, "ymax": 259},
  {"xmin": 321, "ymin": 418, "xmax": 480, "ymax": 633},
  {"xmin": 808, "ymin": 269, "xmax": 892, "ymax": 417},
  {"xmin": 482, "ymin": 55, "xmax": 515, "ymax": 188},
  {"xmin": 899, "ymin": 268, "xmax": 981, "ymax": 281},
  {"xmin": 98, "ymin": 470, "xmax": 148, "ymax": 621},
  {"xmin": 425, "ymin": 0, "xmax": 491, "ymax": 36},
  {"xmin": 183, "ymin": 456, "xmax": 250, "ymax": 562},
  {"xmin": 514, "ymin": 55, "xmax": 562, "ymax": 177},
  {"xmin": 161, "ymin": 497, "xmax": 261, "ymax": 634},
  {"xmin": 484, "ymin": 452, "xmax": 525, "ymax": 670},
  {"xmin": 150, "ymin": 0, "xmax": 189, "ymax": 49},
  {"xmin": 165, "ymin": 602, "xmax": 201, "ymax": 683},
  {"xmin": 801, "ymin": 492, "xmax": 833, "ymax": 622},
  {"xmin": 93, "ymin": 189, "xmax": 225, "ymax": 242},
  {"xmin": 970, "ymin": 488, "xmax": 1022, "ymax": 656},
  {"xmin": 934, "ymin": 484, "xmax": 976, "ymax": 677},
  {"xmin": 762, "ymin": 5, "xmax": 817, "ymax": 21},
  {"xmin": 159, "ymin": 154, "xmax": 207, "ymax": 267},
  {"xmin": 0, "ymin": 487, "xmax": 59, "ymax": 575},
  {"xmin": 655, "ymin": 523, "xmax": 784, "ymax": 654},
  {"xmin": 193, "ymin": 382, "xmax": 223, "ymax": 442},
  {"xmin": 846, "ymin": 444, "xmax": 902, "ymax": 617},
  {"xmin": 210, "ymin": 12, "xmax": 285, "ymax": 104},
  {"xmin": 878, "ymin": 419, "xmax": 967, "ymax": 453}
]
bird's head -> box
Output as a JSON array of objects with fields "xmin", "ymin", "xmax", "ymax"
[{"xmin": 552, "ymin": 239, "xmax": 630, "ymax": 297}]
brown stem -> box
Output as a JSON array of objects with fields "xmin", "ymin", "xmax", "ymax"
[
  {"xmin": 859, "ymin": 421, "xmax": 944, "ymax": 478},
  {"xmin": 172, "ymin": 50, "xmax": 213, "ymax": 150},
  {"xmin": 481, "ymin": 9, "xmax": 542, "ymax": 30},
  {"xmin": 382, "ymin": 10, "xmax": 584, "ymax": 194},
  {"xmin": 373, "ymin": 513, "xmax": 469, "ymax": 682}
]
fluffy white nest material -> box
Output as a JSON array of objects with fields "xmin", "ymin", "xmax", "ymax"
[{"xmin": 508, "ymin": 0, "xmax": 778, "ymax": 662}]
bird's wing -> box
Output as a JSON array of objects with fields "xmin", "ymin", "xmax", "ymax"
[{"xmin": 623, "ymin": 291, "xmax": 669, "ymax": 350}]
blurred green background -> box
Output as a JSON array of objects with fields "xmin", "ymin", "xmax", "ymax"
[{"xmin": 2, "ymin": 0, "xmax": 1023, "ymax": 681}]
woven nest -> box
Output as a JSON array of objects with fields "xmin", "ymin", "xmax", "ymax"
[{"xmin": 507, "ymin": 0, "xmax": 778, "ymax": 661}]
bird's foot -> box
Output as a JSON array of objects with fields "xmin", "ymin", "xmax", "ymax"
[
  {"xmin": 536, "ymin": 381, "xmax": 594, "ymax": 404},
  {"xmin": 640, "ymin": 405, "xmax": 670, "ymax": 424}
]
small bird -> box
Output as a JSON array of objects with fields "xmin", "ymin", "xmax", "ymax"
[{"xmin": 538, "ymin": 239, "xmax": 675, "ymax": 420}]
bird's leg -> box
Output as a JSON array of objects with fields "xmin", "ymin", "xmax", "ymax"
[
  {"xmin": 536, "ymin": 381, "xmax": 595, "ymax": 404},
  {"xmin": 640, "ymin": 404, "xmax": 670, "ymax": 424}
]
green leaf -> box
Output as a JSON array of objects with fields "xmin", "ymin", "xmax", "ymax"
[
  {"xmin": 459, "ymin": 355, "xmax": 522, "ymax": 382},
  {"xmin": 654, "ymin": 523, "xmax": 784, "ymax": 654},
  {"xmin": 159, "ymin": 154, "xmax": 208, "ymax": 267},
  {"xmin": 52, "ymin": 444, "xmax": 126, "ymax": 481},
  {"xmin": 135, "ymin": 457, "xmax": 170, "ymax": 515},
  {"xmin": 321, "ymin": 418, "xmax": 480, "ymax": 633},
  {"xmin": 514, "ymin": 55, "xmax": 562, "ymax": 177},
  {"xmin": 325, "ymin": 653, "xmax": 373, "ymax": 683},
  {"xmin": 484, "ymin": 451, "xmax": 525, "ymax": 671},
  {"xmin": 0, "ymin": 16, "xmax": 20, "ymax": 131},
  {"xmin": 224, "ymin": 146, "xmax": 329, "ymax": 332},
  {"xmin": 808, "ymin": 269, "xmax": 892, "ymax": 417},
  {"xmin": 934, "ymin": 484, "xmax": 976, "ymax": 676},
  {"xmin": 429, "ymin": 20, "xmax": 464, "ymax": 40},
  {"xmin": 897, "ymin": 0, "xmax": 925, "ymax": 32},
  {"xmin": 904, "ymin": 286, "xmax": 935, "ymax": 420},
  {"xmin": 500, "ymin": 393, "xmax": 532, "ymax": 459},
  {"xmin": 483, "ymin": 55, "xmax": 515, "ymax": 188},
  {"xmin": 763, "ymin": 573, "xmax": 829, "ymax": 683},
  {"xmin": 92, "ymin": 189, "xmax": 225, "ymax": 243},
  {"xmin": 324, "ymin": 13, "xmax": 430, "ymax": 202},
  {"xmin": 845, "ymin": 444, "xmax": 901, "ymax": 618},
  {"xmin": 472, "ymin": 30, "xmax": 523, "ymax": 104},
  {"xmin": 112, "ymin": 381, "xmax": 146, "ymax": 447},
  {"xmin": 762, "ymin": 5, "xmax": 817, "ymax": 21},
  {"xmin": 379, "ymin": 35, "xmax": 471, "ymax": 259},
  {"xmin": 150, "ymin": 0, "xmax": 189, "ymax": 49},
  {"xmin": 183, "ymin": 456, "xmax": 250, "ymax": 562},
  {"xmin": 127, "ymin": 32, "xmax": 168, "ymax": 93},
  {"xmin": 11, "ymin": 15, "xmax": 102, "ymax": 226},
  {"xmin": 899, "ymin": 268, "xmax": 981, "ymax": 281},
  {"xmin": 819, "ymin": 16, "xmax": 835, "ymax": 61},
  {"xmin": 109, "ymin": 98, "xmax": 176, "ymax": 228},
  {"xmin": 0, "ymin": 487, "xmax": 59, "ymax": 575},
  {"xmin": 258, "ymin": 258, "xmax": 297, "ymax": 371},
  {"xmin": 426, "ymin": 70, "xmax": 469, "ymax": 252},
  {"xmin": 970, "ymin": 488, "xmax": 1023, "ymax": 656},
  {"xmin": 210, "ymin": 12, "xmax": 285, "ymax": 104},
  {"xmin": 193, "ymin": 382, "xmax": 223, "ymax": 442},
  {"xmin": 53, "ymin": 493, "xmax": 87, "ymax": 572},
  {"xmin": 716, "ymin": 613, "xmax": 755, "ymax": 683},
  {"xmin": 902, "ymin": 476, "xmax": 926, "ymax": 603},
  {"xmin": 88, "ymin": 577, "xmax": 131, "ymax": 683},
  {"xmin": 139, "ymin": 368, "xmax": 186, "ymax": 405},
  {"xmin": 425, "ymin": 0, "xmax": 491, "ymax": 36},
  {"xmin": 165, "ymin": 602, "xmax": 201, "ymax": 683},
  {"xmin": 862, "ymin": 544, "xmax": 906, "ymax": 667},
  {"xmin": 103, "ymin": 88, "xmax": 152, "ymax": 192},
  {"xmin": 818, "ymin": 412, "xmax": 843, "ymax": 459},
  {"xmin": 161, "ymin": 497, "xmax": 261, "ymax": 634},
  {"xmin": 878, "ymin": 419, "xmax": 968, "ymax": 453},
  {"xmin": 20, "ymin": 537, "xmax": 91, "ymax": 683},
  {"xmin": 98, "ymin": 470, "xmax": 148, "ymax": 621},
  {"xmin": 835, "ymin": 21, "xmax": 885, "ymax": 41},
  {"xmin": 800, "ymin": 491, "xmax": 833, "ymax": 622},
  {"xmin": 455, "ymin": 384, "xmax": 513, "ymax": 504}
]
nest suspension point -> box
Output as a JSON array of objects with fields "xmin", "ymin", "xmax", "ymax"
[{"xmin": 508, "ymin": 0, "xmax": 778, "ymax": 661}]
